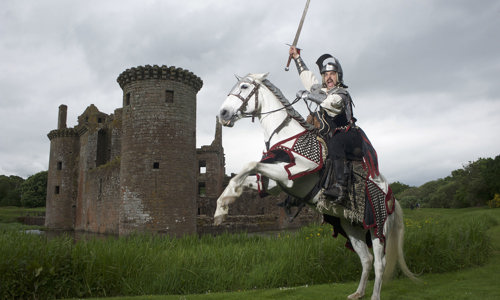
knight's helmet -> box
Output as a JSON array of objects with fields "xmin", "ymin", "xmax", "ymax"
[{"xmin": 315, "ymin": 54, "xmax": 347, "ymax": 88}]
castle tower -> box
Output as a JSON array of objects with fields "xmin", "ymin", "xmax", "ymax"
[
  {"xmin": 45, "ymin": 105, "xmax": 79, "ymax": 230},
  {"xmin": 196, "ymin": 118, "xmax": 225, "ymax": 216},
  {"xmin": 116, "ymin": 65, "xmax": 203, "ymax": 236}
]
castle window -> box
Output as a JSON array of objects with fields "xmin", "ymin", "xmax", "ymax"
[
  {"xmin": 96, "ymin": 129, "xmax": 109, "ymax": 167},
  {"xmin": 57, "ymin": 161, "xmax": 62, "ymax": 170},
  {"xmin": 125, "ymin": 92, "xmax": 131, "ymax": 106},
  {"xmin": 199, "ymin": 160, "xmax": 206, "ymax": 174},
  {"xmin": 153, "ymin": 162, "xmax": 160, "ymax": 169},
  {"xmin": 98, "ymin": 117, "xmax": 103, "ymax": 123},
  {"xmin": 165, "ymin": 90, "xmax": 174, "ymax": 103},
  {"xmin": 198, "ymin": 182, "xmax": 206, "ymax": 196},
  {"xmin": 55, "ymin": 186, "xmax": 60, "ymax": 194}
]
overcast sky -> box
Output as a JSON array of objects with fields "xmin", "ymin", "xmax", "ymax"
[{"xmin": 1, "ymin": 0, "xmax": 499, "ymax": 186}]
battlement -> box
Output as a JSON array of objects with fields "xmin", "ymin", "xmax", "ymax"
[
  {"xmin": 116, "ymin": 65, "xmax": 203, "ymax": 92},
  {"xmin": 46, "ymin": 63, "xmax": 318, "ymax": 236},
  {"xmin": 47, "ymin": 128, "xmax": 79, "ymax": 140}
]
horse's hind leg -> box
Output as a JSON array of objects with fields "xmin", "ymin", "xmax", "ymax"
[
  {"xmin": 341, "ymin": 221, "xmax": 373, "ymax": 300},
  {"xmin": 370, "ymin": 231, "xmax": 386, "ymax": 300}
]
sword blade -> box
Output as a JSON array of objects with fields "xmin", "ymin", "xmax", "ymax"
[
  {"xmin": 285, "ymin": 0, "xmax": 311, "ymax": 71},
  {"xmin": 292, "ymin": 0, "xmax": 311, "ymax": 46}
]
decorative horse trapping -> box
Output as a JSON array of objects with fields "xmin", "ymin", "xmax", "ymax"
[
  {"xmin": 261, "ymin": 130, "xmax": 324, "ymax": 180},
  {"xmin": 215, "ymin": 73, "xmax": 417, "ymax": 300}
]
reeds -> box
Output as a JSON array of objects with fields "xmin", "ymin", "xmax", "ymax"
[{"xmin": 0, "ymin": 209, "xmax": 496, "ymax": 299}]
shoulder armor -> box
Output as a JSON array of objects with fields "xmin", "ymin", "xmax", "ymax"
[
  {"xmin": 310, "ymin": 84, "xmax": 323, "ymax": 94},
  {"xmin": 327, "ymin": 86, "xmax": 348, "ymax": 95}
]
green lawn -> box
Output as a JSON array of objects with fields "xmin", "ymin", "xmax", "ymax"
[{"xmin": 0, "ymin": 206, "xmax": 44, "ymax": 223}]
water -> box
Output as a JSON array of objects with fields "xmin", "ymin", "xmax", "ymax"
[{"xmin": 24, "ymin": 229, "xmax": 116, "ymax": 241}]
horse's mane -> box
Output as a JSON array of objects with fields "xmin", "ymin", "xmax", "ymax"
[{"xmin": 261, "ymin": 79, "xmax": 315, "ymax": 131}]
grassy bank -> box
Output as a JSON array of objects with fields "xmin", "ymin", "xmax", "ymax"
[
  {"xmin": 105, "ymin": 207, "xmax": 500, "ymax": 300},
  {"xmin": 0, "ymin": 207, "xmax": 497, "ymax": 299},
  {"xmin": 0, "ymin": 206, "xmax": 45, "ymax": 223}
]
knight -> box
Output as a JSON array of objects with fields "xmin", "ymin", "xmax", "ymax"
[{"xmin": 289, "ymin": 46, "xmax": 372, "ymax": 205}]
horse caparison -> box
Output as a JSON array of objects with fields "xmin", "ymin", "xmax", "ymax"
[{"xmin": 215, "ymin": 73, "xmax": 417, "ymax": 300}]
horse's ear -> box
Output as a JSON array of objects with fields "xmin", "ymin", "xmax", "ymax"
[
  {"xmin": 234, "ymin": 74, "xmax": 242, "ymax": 81},
  {"xmin": 252, "ymin": 72, "xmax": 269, "ymax": 81},
  {"xmin": 259, "ymin": 72, "xmax": 270, "ymax": 80}
]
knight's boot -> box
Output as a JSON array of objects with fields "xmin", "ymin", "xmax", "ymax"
[{"xmin": 323, "ymin": 159, "xmax": 348, "ymax": 204}]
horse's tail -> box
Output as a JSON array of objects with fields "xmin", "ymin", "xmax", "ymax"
[{"xmin": 383, "ymin": 200, "xmax": 419, "ymax": 282}]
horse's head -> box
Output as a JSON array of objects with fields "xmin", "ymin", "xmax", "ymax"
[{"xmin": 219, "ymin": 73, "xmax": 268, "ymax": 127}]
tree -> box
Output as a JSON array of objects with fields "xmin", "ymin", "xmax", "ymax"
[
  {"xmin": 20, "ymin": 171, "xmax": 48, "ymax": 208},
  {"xmin": 482, "ymin": 156, "xmax": 500, "ymax": 199},
  {"xmin": 390, "ymin": 181, "xmax": 413, "ymax": 197},
  {"xmin": 0, "ymin": 175, "xmax": 24, "ymax": 206}
]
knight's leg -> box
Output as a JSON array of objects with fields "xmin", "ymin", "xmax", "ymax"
[
  {"xmin": 370, "ymin": 230, "xmax": 386, "ymax": 300},
  {"xmin": 323, "ymin": 134, "xmax": 348, "ymax": 202},
  {"xmin": 341, "ymin": 220, "xmax": 372, "ymax": 300},
  {"xmin": 323, "ymin": 159, "xmax": 348, "ymax": 202}
]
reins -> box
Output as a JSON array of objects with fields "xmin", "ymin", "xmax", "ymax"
[
  {"xmin": 230, "ymin": 80, "xmax": 302, "ymax": 121},
  {"xmin": 228, "ymin": 76, "xmax": 316, "ymax": 150}
]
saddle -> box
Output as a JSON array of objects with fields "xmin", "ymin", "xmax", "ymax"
[
  {"xmin": 307, "ymin": 111, "xmax": 379, "ymax": 178},
  {"xmin": 275, "ymin": 112, "xmax": 380, "ymax": 222}
]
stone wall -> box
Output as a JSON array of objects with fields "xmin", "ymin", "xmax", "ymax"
[
  {"xmin": 117, "ymin": 65, "xmax": 202, "ymax": 236},
  {"xmin": 197, "ymin": 188, "xmax": 322, "ymax": 235},
  {"xmin": 45, "ymin": 125, "xmax": 79, "ymax": 230},
  {"xmin": 45, "ymin": 64, "xmax": 319, "ymax": 237}
]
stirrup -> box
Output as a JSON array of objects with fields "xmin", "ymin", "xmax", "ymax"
[
  {"xmin": 323, "ymin": 184, "xmax": 346, "ymax": 204},
  {"xmin": 323, "ymin": 187, "xmax": 341, "ymax": 198}
]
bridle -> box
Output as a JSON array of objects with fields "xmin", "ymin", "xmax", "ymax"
[
  {"xmin": 228, "ymin": 77, "xmax": 302, "ymax": 123},
  {"xmin": 228, "ymin": 77, "xmax": 305, "ymax": 150},
  {"xmin": 228, "ymin": 78, "xmax": 261, "ymax": 122}
]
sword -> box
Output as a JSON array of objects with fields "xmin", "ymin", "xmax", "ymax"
[{"xmin": 285, "ymin": 0, "xmax": 311, "ymax": 71}]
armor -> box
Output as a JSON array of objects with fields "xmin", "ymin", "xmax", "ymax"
[
  {"xmin": 316, "ymin": 54, "xmax": 347, "ymax": 88},
  {"xmin": 294, "ymin": 56, "xmax": 309, "ymax": 74},
  {"xmin": 327, "ymin": 86, "xmax": 354, "ymax": 125}
]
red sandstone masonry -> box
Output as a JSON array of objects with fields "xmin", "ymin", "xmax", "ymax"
[
  {"xmin": 45, "ymin": 64, "xmax": 318, "ymax": 237},
  {"xmin": 118, "ymin": 66, "xmax": 202, "ymax": 236}
]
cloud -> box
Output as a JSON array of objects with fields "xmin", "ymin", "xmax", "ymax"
[{"xmin": 0, "ymin": 0, "xmax": 499, "ymax": 187}]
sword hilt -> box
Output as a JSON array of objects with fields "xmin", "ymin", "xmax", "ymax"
[
  {"xmin": 284, "ymin": 46, "xmax": 300, "ymax": 71},
  {"xmin": 285, "ymin": 55, "xmax": 293, "ymax": 71}
]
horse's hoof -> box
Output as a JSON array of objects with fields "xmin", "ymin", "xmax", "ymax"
[
  {"xmin": 347, "ymin": 292, "xmax": 364, "ymax": 299},
  {"xmin": 213, "ymin": 215, "xmax": 226, "ymax": 226}
]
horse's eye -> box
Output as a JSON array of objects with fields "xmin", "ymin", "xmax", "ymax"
[{"xmin": 240, "ymin": 84, "xmax": 249, "ymax": 90}]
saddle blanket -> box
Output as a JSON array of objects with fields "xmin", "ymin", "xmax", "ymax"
[
  {"xmin": 260, "ymin": 130, "xmax": 325, "ymax": 180},
  {"xmin": 321, "ymin": 163, "xmax": 396, "ymax": 250}
]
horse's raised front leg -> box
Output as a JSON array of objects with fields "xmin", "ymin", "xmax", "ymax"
[
  {"xmin": 213, "ymin": 162, "xmax": 256, "ymax": 225},
  {"xmin": 214, "ymin": 161, "xmax": 292, "ymax": 225}
]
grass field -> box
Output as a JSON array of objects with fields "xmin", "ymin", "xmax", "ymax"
[
  {"xmin": 0, "ymin": 206, "xmax": 45, "ymax": 223},
  {"xmin": 83, "ymin": 208, "xmax": 500, "ymax": 300},
  {"xmin": 1, "ymin": 207, "xmax": 499, "ymax": 299}
]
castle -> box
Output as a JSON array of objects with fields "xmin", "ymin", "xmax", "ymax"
[{"xmin": 45, "ymin": 65, "xmax": 319, "ymax": 236}]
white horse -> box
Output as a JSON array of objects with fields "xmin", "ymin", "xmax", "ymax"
[{"xmin": 214, "ymin": 73, "xmax": 416, "ymax": 300}]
